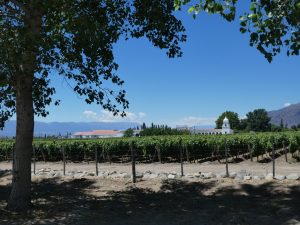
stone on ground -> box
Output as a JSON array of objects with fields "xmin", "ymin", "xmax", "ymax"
[{"xmin": 286, "ymin": 173, "xmax": 299, "ymax": 180}]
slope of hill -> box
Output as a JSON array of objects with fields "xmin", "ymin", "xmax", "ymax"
[
  {"xmin": 268, "ymin": 103, "xmax": 300, "ymax": 127},
  {"xmin": 0, "ymin": 121, "xmax": 139, "ymax": 137}
]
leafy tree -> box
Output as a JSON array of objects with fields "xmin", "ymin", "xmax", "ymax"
[
  {"xmin": 271, "ymin": 124, "xmax": 283, "ymax": 132},
  {"xmin": 215, "ymin": 111, "xmax": 240, "ymax": 130},
  {"xmin": 239, "ymin": 118, "xmax": 248, "ymax": 131},
  {"xmin": 141, "ymin": 122, "xmax": 146, "ymax": 130},
  {"xmin": 280, "ymin": 118, "xmax": 284, "ymax": 129},
  {"xmin": 140, "ymin": 124, "xmax": 190, "ymax": 136},
  {"xmin": 123, "ymin": 128, "xmax": 134, "ymax": 137},
  {"xmin": 175, "ymin": 0, "xmax": 300, "ymax": 62},
  {"xmin": 246, "ymin": 109, "xmax": 271, "ymax": 132},
  {"xmin": 0, "ymin": 0, "xmax": 186, "ymax": 211}
]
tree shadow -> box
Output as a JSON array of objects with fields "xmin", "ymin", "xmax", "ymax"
[
  {"xmin": 0, "ymin": 176, "xmax": 299, "ymax": 225},
  {"xmin": 0, "ymin": 170, "xmax": 11, "ymax": 178}
]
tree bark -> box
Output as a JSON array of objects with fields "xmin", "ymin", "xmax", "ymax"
[{"xmin": 7, "ymin": 75, "xmax": 34, "ymax": 211}]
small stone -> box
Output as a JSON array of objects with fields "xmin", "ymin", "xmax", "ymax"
[
  {"xmin": 168, "ymin": 174, "xmax": 176, "ymax": 179},
  {"xmin": 49, "ymin": 170, "xmax": 56, "ymax": 176},
  {"xmin": 158, "ymin": 173, "xmax": 168, "ymax": 179},
  {"xmin": 109, "ymin": 171, "xmax": 117, "ymax": 175},
  {"xmin": 136, "ymin": 172, "xmax": 143, "ymax": 178},
  {"xmin": 97, "ymin": 173, "xmax": 107, "ymax": 178},
  {"xmin": 216, "ymin": 172, "xmax": 227, "ymax": 178},
  {"xmin": 201, "ymin": 172, "xmax": 215, "ymax": 179},
  {"xmin": 244, "ymin": 175, "xmax": 251, "ymax": 180},
  {"xmin": 68, "ymin": 171, "xmax": 76, "ymax": 176},
  {"xmin": 286, "ymin": 173, "xmax": 299, "ymax": 180},
  {"xmin": 119, "ymin": 173, "xmax": 130, "ymax": 178},
  {"xmin": 74, "ymin": 173, "xmax": 85, "ymax": 178},
  {"xmin": 185, "ymin": 173, "xmax": 194, "ymax": 178},
  {"xmin": 148, "ymin": 174, "xmax": 158, "ymax": 179},
  {"xmin": 253, "ymin": 175, "xmax": 264, "ymax": 180},
  {"xmin": 229, "ymin": 172, "xmax": 237, "ymax": 178},
  {"xmin": 38, "ymin": 172, "xmax": 49, "ymax": 176},
  {"xmin": 274, "ymin": 175, "xmax": 286, "ymax": 181},
  {"xmin": 265, "ymin": 173, "xmax": 274, "ymax": 180},
  {"xmin": 235, "ymin": 176, "xmax": 243, "ymax": 181},
  {"xmin": 237, "ymin": 170, "xmax": 248, "ymax": 177},
  {"xmin": 193, "ymin": 173, "xmax": 201, "ymax": 178},
  {"xmin": 53, "ymin": 172, "xmax": 62, "ymax": 177}
]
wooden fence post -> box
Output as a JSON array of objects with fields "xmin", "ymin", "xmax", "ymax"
[
  {"xmin": 180, "ymin": 140, "xmax": 184, "ymax": 177},
  {"xmin": 95, "ymin": 147, "xmax": 98, "ymax": 176},
  {"xmin": 225, "ymin": 139, "xmax": 229, "ymax": 177},
  {"xmin": 130, "ymin": 141, "xmax": 136, "ymax": 183},
  {"xmin": 157, "ymin": 146, "xmax": 162, "ymax": 163},
  {"xmin": 272, "ymin": 143, "xmax": 275, "ymax": 178},
  {"xmin": 63, "ymin": 147, "xmax": 66, "ymax": 176},
  {"xmin": 248, "ymin": 144, "xmax": 253, "ymax": 162},
  {"xmin": 283, "ymin": 141, "xmax": 287, "ymax": 162},
  {"xmin": 185, "ymin": 146, "xmax": 190, "ymax": 163}
]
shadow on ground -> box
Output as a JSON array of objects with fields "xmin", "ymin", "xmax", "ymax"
[{"xmin": 0, "ymin": 176, "xmax": 299, "ymax": 225}]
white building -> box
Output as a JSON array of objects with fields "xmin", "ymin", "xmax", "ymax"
[{"xmin": 189, "ymin": 117, "xmax": 234, "ymax": 135}]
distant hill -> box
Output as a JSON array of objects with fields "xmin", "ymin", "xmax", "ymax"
[
  {"xmin": 268, "ymin": 103, "xmax": 300, "ymax": 127},
  {"xmin": 0, "ymin": 121, "xmax": 139, "ymax": 137}
]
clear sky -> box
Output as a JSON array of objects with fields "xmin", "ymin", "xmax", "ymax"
[{"xmin": 36, "ymin": 3, "xmax": 300, "ymax": 127}]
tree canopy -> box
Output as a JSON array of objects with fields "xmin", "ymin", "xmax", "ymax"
[
  {"xmin": 0, "ymin": 0, "xmax": 187, "ymax": 128},
  {"xmin": 246, "ymin": 108, "xmax": 271, "ymax": 132},
  {"xmin": 140, "ymin": 124, "xmax": 190, "ymax": 136},
  {"xmin": 174, "ymin": 0, "xmax": 300, "ymax": 62},
  {"xmin": 123, "ymin": 128, "xmax": 134, "ymax": 137},
  {"xmin": 0, "ymin": 0, "xmax": 186, "ymax": 211},
  {"xmin": 215, "ymin": 111, "xmax": 240, "ymax": 130}
]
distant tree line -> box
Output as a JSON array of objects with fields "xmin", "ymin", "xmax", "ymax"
[
  {"xmin": 216, "ymin": 109, "xmax": 299, "ymax": 133},
  {"xmin": 139, "ymin": 123, "xmax": 190, "ymax": 136}
]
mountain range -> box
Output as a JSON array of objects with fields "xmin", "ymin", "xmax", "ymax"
[
  {"xmin": 0, "ymin": 121, "xmax": 139, "ymax": 137},
  {"xmin": 268, "ymin": 103, "xmax": 300, "ymax": 127},
  {"xmin": 1, "ymin": 103, "xmax": 300, "ymax": 137}
]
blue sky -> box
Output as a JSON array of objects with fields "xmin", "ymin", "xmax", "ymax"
[{"xmin": 36, "ymin": 3, "xmax": 300, "ymax": 127}]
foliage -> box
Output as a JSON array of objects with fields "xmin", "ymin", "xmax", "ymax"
[
  {"xmin": 215, "ymin": 111, "xmax": 240, "ymax": 130},
  {"xmin": 174, "ymin": 0, "xmax": 300, "ymax": 62},
  {"xmin": 140, "ymin": 124, "xmax": 190, "ymax": 136},
  {"xmin": 123, "ymin": 128, "xmax": 134, "ymax": 137},
  {"xmin": 0, "ymin": 0, "xmax": 187, "ymax": 128},
  {"xmin": 1, "ymin": 131, "xmax": 300, "ymax": 162},
  {"xmin": 246, "ymin": 108, "xmax": 271, "ymax": 132}
]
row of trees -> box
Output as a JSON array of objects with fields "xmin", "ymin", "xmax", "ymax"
[
  {"xmin": 124, "ymin": 109, "xmax": 297, "ymax": 137},
  {"xmin": 123, "ymin": 123, "xmax": 189, "ymax": 137},
  {"xmin": 216, "ymin": 109, "xmax": 294, "ymax": 132}
]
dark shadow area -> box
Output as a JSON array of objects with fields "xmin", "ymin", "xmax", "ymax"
[
  {"xmin": 0, "ymin": 170, "xmax": 11, "ymax": 178},
  {"xmin": 0, "ymin": 176, "xmax": 299, "ymax": 225}
]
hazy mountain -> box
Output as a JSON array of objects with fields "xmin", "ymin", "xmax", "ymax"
[
  {"xmin": 0, "ymin": 121, "xmax": 140, "ymax": 137},
  {"xmin": 268, "ymin": 103, "xmax": 300, "ymax": 127}
]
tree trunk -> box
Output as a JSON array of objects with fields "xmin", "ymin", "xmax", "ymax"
[{"xmin": 7, "ymin": 75, "xmax": 34, "ymax": 211}]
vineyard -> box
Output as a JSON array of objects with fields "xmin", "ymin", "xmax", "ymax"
[{"xmin": 1, "ymin": 131, "xmax": 300, "ymax": 163}]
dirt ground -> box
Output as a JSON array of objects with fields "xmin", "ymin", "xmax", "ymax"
[{"xmin": 0, "ymin": 156, "xmax": 300, "ymax": 225}]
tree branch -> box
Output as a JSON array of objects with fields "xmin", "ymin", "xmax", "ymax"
[
  {"xmin": 0, "ymin": 11, "xmax": 22, "ymax": 22},
  {"xmin": 7, "ymin": 0, "xmax": 29, "ymax": 14}
]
